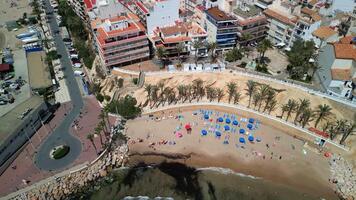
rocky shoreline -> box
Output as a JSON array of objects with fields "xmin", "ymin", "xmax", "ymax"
[
  {"xmin": 9, "ymin": 144, "xmax": 129, "ymax": 200},
  {"xmin": 329, "ymin": 155, "xmax": 356, "ymax": 200}
]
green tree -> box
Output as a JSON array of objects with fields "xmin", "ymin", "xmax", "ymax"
[
  {"xmin": 294, "ymin": 99, "xmax": 310, "ymax": 124},
  {"xmin": 87, "ymin": 133, "xmax": 97, "ymax": 154},
  {"xmin": 226, "ymin": 81, "xmax": 237, "ymax": 103},
  {"xmin": 245, "ymin": 80, "xmax": 257, "ymax": 108},
  {"xmin": 257, "ymin": 39, "xmax": 272, "ymax": 63},
  {"xmin": 314, "ymin": 104, "xmax": 332, "ymax": 128},
  {"xmin": 156, "ymin": 46, "xmax": 167, "ymax": 69},
  {"xmin": 225, "ymin": 48, "xmax": 243, "ymax": 62},
  {"xmin": 106, "ymin": 95, "xmax": 141, "ymax": 119},
  {"xmin": 300, "ymin": 108, "xmax": 315, "ymax": 128}
]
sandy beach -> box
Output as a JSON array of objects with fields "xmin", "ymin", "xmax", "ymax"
[{"xmin": 125, "ymin": 105, "xmax": 339, "ymax": 199}]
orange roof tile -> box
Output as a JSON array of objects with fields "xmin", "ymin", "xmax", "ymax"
[
  {"xmin": 333, "ymin": 43, "xmax": 356, "ymax": 60},
  {"xmin": 312, "ymin": 26, "xmax": 337, "ymax": 39},
  {"xmin": 340, "ymin": 36, "xmax": 354, "ymax": 44},
  {"xmin": 263, "ymin": 9, "xmax": 295, "ymax": 26}
]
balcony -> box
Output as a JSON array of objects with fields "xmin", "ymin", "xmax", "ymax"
[
  {"xmin": 104, "ymin": 47, "xmax": 150, "ymax": 60},
  {"xmin": 102, "ymin": 40, "xmax": 148, "ymax": 54},
  {"xmin": 106, "ymin": 53, "xmax": 150, "ymax": 66},
  {"xmin": 102, "ymin": 35, "xmax": 148, "ymax": 48}
]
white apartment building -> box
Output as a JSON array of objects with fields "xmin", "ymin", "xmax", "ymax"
[
  {"xmin": 85, "ymin": 0, "xmax": 127, "ymax": 21},
  {"xmin": 264, "ymin": 0, "xmax": 322, "ymax": 47},
  {"xmin": 134, "ymin": 0, "xmax": 180, "ymax": 35}
]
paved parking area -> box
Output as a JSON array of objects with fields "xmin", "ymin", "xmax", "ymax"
[{"xmin": 0, "ymin": 50, "xmax": 31, "ymax": 116}]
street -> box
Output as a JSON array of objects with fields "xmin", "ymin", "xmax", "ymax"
[{"xmin": 34, "ymin": 0, "xmax": 84, "ymax": 171}]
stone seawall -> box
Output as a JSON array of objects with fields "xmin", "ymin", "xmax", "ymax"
[
  {"xmin": 329, "ymin": 155, "xmax": 356, "ymax": 200},
  {"xmin": 8, "ymin": 144, "xmax": 129, "ymax": 200}
]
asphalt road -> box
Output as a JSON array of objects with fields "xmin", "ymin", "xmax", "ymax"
[{"xmin": 34, "ymin": 0, "xmax": 84, "ymax": 171}]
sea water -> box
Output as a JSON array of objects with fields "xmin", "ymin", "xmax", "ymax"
[{"xmin": 72, "ymin": 162, "xmax": 320, "ymax": 200}]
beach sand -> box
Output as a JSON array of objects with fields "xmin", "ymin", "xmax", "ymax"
[{"xmin": 126, "ymin": 106, "xmax": 339, "ymax": 199}]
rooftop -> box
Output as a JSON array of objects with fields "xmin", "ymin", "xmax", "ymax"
[
  {"xmin": 160, "ymin": 24, "xmax": 188, "ymax": 37},
  {"xmin": 233, "ymin": 4, "xmax": 262, "ymax": 18},
  {"xmin": 27, "ymin": 51, "xmax": 52, "ymax": 90},
  {"xmin": 264, "ymin": 8, "xmax": 296, "ymax": 26},
  {"xmin": 333, "ymin": 43, "xmax": 356, "ymax": 60},
  {"xmin": 0, "ymin": 95, "xmax": 43, "ymax": 143},
  {"xmin": 312, "ymin": 26, "xmax": 337, "ymax": 39},
  {"xmin": 206, "ymin": 7, "xmax": 236, "ymax": 22}
]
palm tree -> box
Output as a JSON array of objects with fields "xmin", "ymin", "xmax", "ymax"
[
  {"xmin": 314, "ymin": 104, "xmax": 332, "ymax": 128},
  {"xmin": 281, "ymin": 104, "xmax": 289, "ymax": 119},
  {"xmin": 257, "ymin": 39, "xmax": 272, "ymax": 63},
  {"xmin": 176, "ymin": 42, "xmax": 185, "ymax": 64},
  {"xmin": 267, "ymin": 99, "xmax": 277, "ymax": 114},
  {"xmin": 156, "ymin": 46, "xmax": 167, "ymax": 69},
  {"xmin": 144, "ymin": 84, "xmax": 152, "ymax": 103},
  {"xmin": 205, "ymin": 86, "xmax": 214, "ymax": 102},
  {"xmin": 285, "ymin": 99, "xmax": 298, "ymax": 121},
  {"xmin": 150, "ymin": 85, "xmax": 159, "ymax": 107},
  {"xmin": 340, "ymin": 119, "xmax": 355, "ymax": 144},
  {"xmin": 177, "ymin": 85, "xmax": 186, "ymax": 102},
  {"xmin": 252, "ymin": 92, "xmax": 261, "ymax": 109},
  {"xmin": 192, "ymin": 40, "xmax": 203, "ymax": 63},
  {"xmin": 257, "ymin": 84, "xmax": 270, "ymax": 111},
  {"xmin": 240, "ymin": 33, "xmax": 252, "ymax": 47},
  {"xmin": 87, "ymin": 133, "xmax": 97, "ymax": 154},
  {"xmin": 207, "ymin": 42, "xmax": 217, "ymax": 63},
  {"xmin": 294, "ymin": 99, "xmax": 310, "ymax": 124},
  {"xmin": 226, "ymin": 81, "xmax": 237, "ymax": 103},
  {"xmin": 263, "ymin": 89, "xmax": 276, "ymax": 112},
  {"xmin": 193, "ymin": 79, "xmax": 204, "ymax": 101},
  {"xmin": 233, "ymin": 92, "xmax": 241, "ymax": 104},
  {"xmin": 94, "ymin": 125, "xmax": 104, "ymax": 146},
  {"xmin": 245, "ymin": 80, "xmax": 257, "ymax": 108},
  {"xmin": 186, "ymin": 84, "xmax": 193, "ymax": 102},
  {"xmin": 216, "ymin": 88, "xmax": 224, "ymax": 102},
  {"xmin": 300, "ymin": 108, "xmax": 315, "ymax": 128}
]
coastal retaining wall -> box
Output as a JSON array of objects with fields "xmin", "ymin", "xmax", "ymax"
[{"xmin": 1, "ymin": 145, "xmax": 129, "ymax": 200}]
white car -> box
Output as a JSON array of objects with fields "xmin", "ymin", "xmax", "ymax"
[
  {"xmin": 73, "ymin": 63, "xmax": 82, "ymax": 68},
  {"xmin": 70, "ymin": 54, "xmax": 79, "ymax": 59},
  {"xmin": 74, "ymin": 70, "xmax": 85, "ymax": 77}
]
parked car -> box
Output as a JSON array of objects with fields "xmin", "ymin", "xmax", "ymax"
[
  {"xmin": 74, "ymin": 70, "xmax": 85, "ymax": 77},
  {"xmin": 70, "ymin": 54, "xmax": 79, "ymax": 59},
  {"xmin": 73, "ymin": 63, "xmax": 82, "ymax": 68},
  {"xmin": 71, "ymin": 57, "xmax": 80, "ymax": 63}
]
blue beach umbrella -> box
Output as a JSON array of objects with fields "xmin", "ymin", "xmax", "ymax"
[
  {"xmin": 239, "ymin": 129, "xmax": 245, "ymax": 134},
  {"xmin": 256, "ymin": 137, "xmax": 262, "ymax": 142},
  {"xmin": 233, "ymin": 120, "xmax": 238, "ymax": 126},
  {"xmin": 204, "ymin": 114, "xmax": 209, "ymax": 120},
  {"xmin": 225, "ymin": 118, "xmax": 231, "ymax": 124},
  {"xmin": 224, "ymin": 125, "xmax": 230, "ymax": 131},
  {"xmin": 215, "ymin": 131, "xmax": 222, "ymax": 137},
  {"xmin": 239, "ymin": 137, "xmax": 245, "ymax": 143},
  {"xmin": 218, "ymin": 117, "xmax": 224, "ymax": 122},
  {"xmin": 201, "ymin": 130, "xmax": 208, "ymax": 136},
  {"xmin": 248, "ymin": 135, "xmax": 254, "ymax": 142},
  {"xmin": 249, "ymin": 118, "xmax": 255, "ymax": 124},
  {"xmin": 247, "ymin": 123, "xmax": 253, "ymax": 130}
]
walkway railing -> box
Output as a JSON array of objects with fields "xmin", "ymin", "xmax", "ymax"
[{"xmin": 142, "ymin": 102, "xmax": 350, "ymax": 152}]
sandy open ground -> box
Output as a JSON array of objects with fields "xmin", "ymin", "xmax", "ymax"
[{"xmin": 126, "ymin": 106, "xmax": 339, "ymax": 199}]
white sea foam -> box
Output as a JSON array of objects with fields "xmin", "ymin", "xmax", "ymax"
[{"xmin": 196, "ymin": 167, "xmax": 260, "ymax": 179}]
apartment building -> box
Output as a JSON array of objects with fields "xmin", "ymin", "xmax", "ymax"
[
  {"xmin": 91, "ymin": 13, "xmax": 150, "ymax": 68},
  {"xmin": 263, "ymin": 1, "xmax": 298, "ymax": 46},
  {"xmin": 133, "ymin": 0, "xmax": 180, "ymax": 35},
  {"xmin": 232, "ymin": 3, "xmax": 267, "ymax": 45},
  {"xmin": 264, "ymin": 0, "xmax": 322, "ymax": 47},
  {"xmin": 151, "ymin": 21, "xmax": 208, "ymax": 58},
  {"xmin": 204, "ymin": 7, "xmax": 238, "ymax": 51},
  {"xmin": 67, "ymin": 0, "xmax": 86, "ymax": 21}
]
